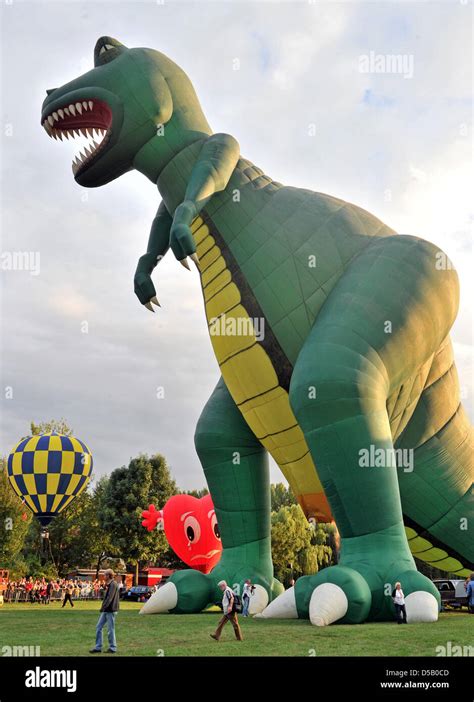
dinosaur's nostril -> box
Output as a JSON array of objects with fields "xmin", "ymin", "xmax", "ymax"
[{"xmin": 46, "ymin": 88, "xmax": 57, "ymax": 96}]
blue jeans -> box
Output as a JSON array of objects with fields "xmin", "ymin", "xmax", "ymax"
[
  {"xmin": 95, "ymin": 612, "xmax": 117, "ymax": 651},
  {"xmin": 242, "ymin": 596, "xmax": 250, "ymax": 617}
]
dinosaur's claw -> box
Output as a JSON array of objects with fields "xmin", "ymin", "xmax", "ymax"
[
  {"xmin": 260, "ymin": 586, "xmax": 297, "ymax": 619},
  {"xmin": 139, "ymin": 582, "xmax": 178, "ymax": 614},
  {"xmin": 180, "ymin": 258, "xmax": 191, "ymax": 270},
  {"xmin": 309, "ymin": 583, "xmax": 349, "ymax": 626},
  {"xmin": 150, "ymin": 295, "xmax": 160, "ymax": 307},
  {"xmin": 144, "ymin": 302, "xmax": 155, "ymax": 312},
  {"xmin": 190, "ymin": 252, "xmax": 200, "ymax": 267}
]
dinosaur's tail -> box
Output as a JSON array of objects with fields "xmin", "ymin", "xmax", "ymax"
[{"xmin": 396, "ymin": 336, "xmax": 473, "ymax": 577}]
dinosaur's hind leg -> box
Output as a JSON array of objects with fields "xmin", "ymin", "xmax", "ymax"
[
  {"xmin": 141, "ymin": 377, "xmax": 278, "ymax": 615},
  {"xmin": 263, "ymin": 235, "xmax": 459, "ymax": 625},
  {"xmin": 396, "ymin": 336, "xmax": 474, "ymax": 575}
]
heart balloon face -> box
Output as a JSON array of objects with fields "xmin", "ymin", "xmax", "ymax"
[
  {"xmin": 163, "ymin": 494, "xmax": 222, "ymax": 573},
  {"xmin": 142, "ymin": 494, "xmax": 222, "ymax": 573}
]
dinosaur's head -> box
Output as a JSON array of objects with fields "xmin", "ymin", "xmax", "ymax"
[{"xmin": 41, "ymin": 36, "xmax": 209, "ymax": 187}]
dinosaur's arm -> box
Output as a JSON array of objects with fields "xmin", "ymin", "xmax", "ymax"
[
  {"xmin": 134, "ymin": 200, "xmax": 172, "ymax": 308},
  {"xmin": 169, "ymin": 133, "xmax": 240, "ymax": 263}
]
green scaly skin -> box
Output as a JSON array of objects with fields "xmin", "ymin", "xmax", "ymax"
[{"xmin": 41, "ymin": 37, "xmax": 473, "ymax": 624}]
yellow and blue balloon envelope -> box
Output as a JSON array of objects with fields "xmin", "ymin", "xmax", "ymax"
[{"xmin": 7, "ymin": 432, "xmax": 93, "ymax": 526}]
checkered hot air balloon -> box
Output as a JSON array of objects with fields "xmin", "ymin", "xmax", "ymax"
[{"xmin": 7, "ymin": 432, "xmax": 93, "ymax": 526}]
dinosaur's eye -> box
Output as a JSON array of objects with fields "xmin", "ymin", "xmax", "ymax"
[
  {"xmin": 99, "ymin": 44, "xmax": 115, "ymax": 55},
  {"xmin": 210, "ymin": 513, "xmax": 221, "ymax": 541},
  {"xmin": 183, "ymin": 515, "xmax": 201, "ymax": 543},
  {"xmin": 94, "ymin": 37, "xmax": 127, "ymax": 68}
]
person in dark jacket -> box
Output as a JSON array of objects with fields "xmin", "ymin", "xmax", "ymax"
[{"xmin": 89, "ymin": 569, "xmax": 120, "ymax": 653}]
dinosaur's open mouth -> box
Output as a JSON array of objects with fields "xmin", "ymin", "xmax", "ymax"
[{"xmin": 42, "ymin": 99, "xmax": 112, "ymax": 176}]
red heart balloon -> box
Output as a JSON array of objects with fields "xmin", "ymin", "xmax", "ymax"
[{"xmin": 144, "ymin": 494, "xmax": 222, "ymax": 574}]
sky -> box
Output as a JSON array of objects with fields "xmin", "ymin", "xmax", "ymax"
[{"xmin": 0, "ymin": 0, "xmax": 472, "ymax": 491}]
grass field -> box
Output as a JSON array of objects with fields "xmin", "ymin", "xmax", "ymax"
[{"xmin": 0, "ymin": 602, "xmax": 472, "ymax": 657}]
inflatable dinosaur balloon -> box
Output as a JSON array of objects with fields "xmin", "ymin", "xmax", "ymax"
[{"xmin": 42, "ymin": 37, "xmax": 473, "ymax": 625}]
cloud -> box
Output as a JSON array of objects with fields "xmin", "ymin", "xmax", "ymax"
[{"xmin": 1, "ymin": 1, "xmax": 471, "ymax": 490}]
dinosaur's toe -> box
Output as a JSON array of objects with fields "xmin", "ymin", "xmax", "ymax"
[
  {"xmin": 139, "ymin": 582, "xmax": 177, "ymax": 615},
  {"xmin": 295, "ymin": 566, "xmax": 372, "ymax": 625},
  {"xmin": 405, "ymin": 592, "xmax": 439, "ymax": 623},
  {"xmin": 309, "ymin": 583, "xmax": 348, "ymax": 627},
  {"xmin": 260, "ymin": 586, "xmax": 297, "ymax": 619},
  {"xmin": 139, "ymin": 569, "xmax": 213, "ymax": 615}
]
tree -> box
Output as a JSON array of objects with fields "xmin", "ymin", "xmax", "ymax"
[
  {"xmin": 100, "ymin": 454, "xmax": 178, "ymax": 583},
  {"xmin": 29, "ymin": 419, "xmax": 73, "ymax": 437},
  {"xmin": 270, "ymin": 483, "xmax": 297, "ymax": 511},
  {"xmin": 184, "ymin": 487, "xmax": 209, "ymax": 498},
  {"xmin": 79, "ymin": 477, "xmax": 116, "ymax": 578},
  {"xmin": 309, "ymin": 521, "xmax": 334, "ymax": 570},
  {"xmin": 271, "ymin": 504, "xmax": 332, "ymax": 586},
  {"xmin": 0, "ymin": 458, "xmax": 32, "ymax": 567}
]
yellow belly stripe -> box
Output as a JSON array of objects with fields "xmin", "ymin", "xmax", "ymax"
[
  {"xmin": 193, "ymin": 216, "xmax": 332, "ymax": 521},
  {"xmin": 405, "ymin": 527, "xmax": 469, "ymax": 576}
]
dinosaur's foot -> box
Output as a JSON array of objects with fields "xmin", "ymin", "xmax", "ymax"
[
  {"xmin": 260, "ymin": 565, "xmax": 372, "ymax": 625},
  {"xmin": 140, "ymin": 553, "xmax": 277, "ymax": 615},
  {"xmin": 260, "ymin": 526, "xmax": 441, "ymax": 626}
]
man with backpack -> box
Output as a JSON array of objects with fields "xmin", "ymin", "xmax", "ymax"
[{"xmin": 210, "ymin": 580, "xmax": 243, "ymax": 642}]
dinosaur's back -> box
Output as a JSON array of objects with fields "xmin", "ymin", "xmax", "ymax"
[{"xmin": 204, "ymin": 157, "xmax": 396, "ymax": 365}]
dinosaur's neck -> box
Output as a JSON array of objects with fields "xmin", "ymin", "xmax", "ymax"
[{"xmin": 133, "ymin": 125, "xmax": 211, "ymax": 186}]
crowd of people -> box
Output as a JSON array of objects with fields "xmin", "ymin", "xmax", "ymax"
[{"xmin": 2, "ymin": 577, "xmax": 120, "ymax": 604}]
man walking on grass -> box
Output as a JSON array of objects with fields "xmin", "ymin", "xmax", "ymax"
[
  {"xmin": 89, "ymin": 569, "xmax": 120, "ymax": 654},
  {"xmin": 210, "ymin": 580, "xmax": 243, "ymax": 642}
]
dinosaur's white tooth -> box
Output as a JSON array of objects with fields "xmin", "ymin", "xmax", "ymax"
[
  {"xmin": 48, "ymin": 115, "xmax": 54, "ymax": 127},
  {"xmin": 69, "ymin": 104, "xmax": 76, "ymax": 116},
  {"xmin": 52, "ymin": 112, "xmax": 59, "ymax": 122},
  {"xmin": 84, "ymin": 146, "xmax": 92, "ymax": 158},
  {"xmin": 63, "ymin": 131, "xmax": 70, "ymax": 140},
  {"xmin": 58, "ymin": 109, "xmax": 64, "ymax": 119},
  {"xmin": 64, "ymin": 106, "xmax": 70, "ymax": 116},
  {"xmin": 73, "ymin": 130, "xmax": 81, "ymax": 138},
  {"xmin": 80, "ymin": 128, "xmax": 88, "ymax": 138},
  {"xmin": 82, "ymin": 101, "xmax": 88, "ymax": 110},
  {"xmin": 88, "ymin": 101, "xmax": 93, "ymax": 111},
  {"xmin": 57, "ymin": 131, "xmax": 64, "ymax": 141},
  {"xmin": 91, "ymin": 140, "xmax": 99, "ymax": 151},
  {"xmin": 67, "ymin": 130, "xmax": 75, "ymax": 139},
  {"xmin": 75, "ymin": 102, "xmax": 83, "ymax": 115},
  {"xmin": 86, "ymin": 128, "xmax": 94, "ymax": 139}
]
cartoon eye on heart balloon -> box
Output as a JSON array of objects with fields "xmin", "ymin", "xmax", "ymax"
[{"xmin": 141, "ymin": 494, "xmax": 222, "ymax": 573}]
